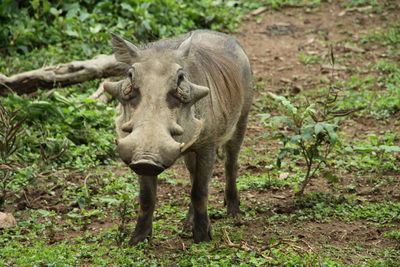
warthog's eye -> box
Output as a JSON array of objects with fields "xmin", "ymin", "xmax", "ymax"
[
  {"xmin": 118, "ymin": 68, "xmax": 140, "ymax": 102},
  {"xmin": 167, "ymin": 70, "xmax": 190, "ymax": 108},
  {"xmin": 127, "ymin": 69, "xmax": 134, "ymax": 82},
  {"xmin": 177, "ymin": 72, "xmax": 184, "ymax": 87}
]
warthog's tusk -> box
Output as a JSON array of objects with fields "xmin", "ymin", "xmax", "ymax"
[
  {"xmin": 179, "ymin": 119, "xmax": 204, "ymax": 153},
  {"xmin": 179, "ymin": 143, "xmax": 185, "ymax": 151}
]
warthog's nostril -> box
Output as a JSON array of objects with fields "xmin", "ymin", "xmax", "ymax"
[{"xmin": 129, "ymin": 160, "xmax": 165, "ymax": 176}]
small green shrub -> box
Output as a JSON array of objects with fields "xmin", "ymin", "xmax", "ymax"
[{"xmin": 261, "ymin": 90, "xmax": 344, "ymax": 195}]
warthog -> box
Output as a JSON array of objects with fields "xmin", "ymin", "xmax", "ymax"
[{"xmin": 104, "ymin": 30, "xmax": 252, "ymax": 245}]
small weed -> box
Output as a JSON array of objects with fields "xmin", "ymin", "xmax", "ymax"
[
  {"xmin": 342, "ymin": 132, "xmax": 400, "ymax": 174},
  {"xmin": 384, "ymin": 229, "xmax": 400, "ymax": 240},
  {"xmin": 238, "ymin": 172, "xmax": 291, "ymax": 191},
  {"xmin": 341, "ymin": 0, "xmax": 378, "ymax": 8},
  {"xmin": 271, "ymin": 192, "xmax": 400, "ymax": 224},
  {"xmin": 299, "ymin": 53, "xmax": 324, "ymax": 65}
]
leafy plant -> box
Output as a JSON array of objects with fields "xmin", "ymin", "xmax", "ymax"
[
  {"xmin": 97, "ymin": 173, "xmax": 137, "ymax": 246},
  {"xmin": 2, "ymin": 91, "xmax": 116, "ymax": 171},
  {"xmin": 264, "ymin": 92, "xmax": 342, "ymax": 195},
  {"xmin": 0, "ymin": 0, "xmax": 249, "ymax": 56},
  {"xmin": 0, "ymin": 101, "xmax": 26, "ymax": 208},
  {"xmin": 36, "ymin": 209, "xmax": 61, "ymax": 243},
  {"xmin": 261, "ymin": 48, "xmax": 361, "ymax": 195},
  {"xmin": 100, "ymin": 193, "xmax": 135, "ymax": 247}
]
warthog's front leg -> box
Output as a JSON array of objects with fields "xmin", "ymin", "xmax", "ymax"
[
  {"xmin": 130, "ymin": 175, "xmax": 157, "ymax": 246},
  {"xmin": 189, "ymin": 145, "xmax": 216, "ymax": 243}
]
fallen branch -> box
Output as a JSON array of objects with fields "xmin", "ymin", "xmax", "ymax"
[{"xmin": 0, "ymin": 55, "xmax": 128, "ymax": 96}]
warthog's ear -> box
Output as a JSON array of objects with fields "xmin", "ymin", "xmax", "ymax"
[
  {"xmin": 103, "ymin": 81, "xmax": 121, "ymax": 98},
  {"xmin": 176, "ymin": 34, "xmax": 192, "ymax": 58},
  {"xmin": 190, "ymin": 83, "xmax": 209, "ymax": 104},
  {"xmin": 110, "ymin": 33, "xmax": 141, "ymax": 64}
]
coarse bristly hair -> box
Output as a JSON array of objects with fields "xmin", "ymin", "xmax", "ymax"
[{"xmin": 192, "ymin": 46, "xmax": 244, "ymax": 122}]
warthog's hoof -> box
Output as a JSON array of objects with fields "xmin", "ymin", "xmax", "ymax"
[
  {"xmin": 226, "ymin": 200, "xmax": 242, "ymax": 217},
  {"xmin": 129, "ymin": 229, "xmax": 152, "ymax": 246},
  {"xmin": 193, "ymin": 226, "xmax": 212, "ymax": 243},
  {"xmin": 227, "ymin": 206, "xmax": 243, "ymax": 217}
]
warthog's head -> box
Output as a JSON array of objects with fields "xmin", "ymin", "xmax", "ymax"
[{"xmin": 105, "ymin": 34, "xmax": 209, "ymax": 176}]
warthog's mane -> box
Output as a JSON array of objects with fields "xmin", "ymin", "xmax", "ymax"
[{"xmin": 193, "ymin": 46, "xmax": 244, "ymax": 121}]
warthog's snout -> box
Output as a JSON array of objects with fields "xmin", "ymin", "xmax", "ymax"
[
  {"xmin": 129, "ymin": 159, "xmax": 165, "ymax": 176},
  {"xmin": 117, "ymin": 129, "xmax": 181, "ymax": 176}
]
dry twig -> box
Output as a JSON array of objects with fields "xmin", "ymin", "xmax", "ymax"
[{"xmin": 222, "ymin": 229, "xmax": 273, "ymax": 260}]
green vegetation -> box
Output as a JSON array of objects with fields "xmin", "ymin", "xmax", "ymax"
[
  {"xmin": 299, "ymin": 53, "xmax": 324, "ymax": 65},
  {"xmin": 258, "ymin": 0, "xmax": 322, "ymax": 9},
  {"xmin": 0, "ymin": 0, "xmax": 248, "ymax": 56},
  {"xmin": 336, "ymin": 59, "xmax": 400, "ymax": 119},
  {"xmin": 341, "ymin": 0, "xmax": 378, "ymax": 8},
  {"xmin": 343, "ymin": 132, "xmax": 400, "ymax": 174},
  {"xmin": 1, "ymin": 0, "xmax": 399, "ymax": 266},
  {"xmin": 270, "ymin": 192, "xmax": 400, "ymax": 224},
  {"xmin": 261, "ymin": 90, "xmax": 342, "ymax": 195}
]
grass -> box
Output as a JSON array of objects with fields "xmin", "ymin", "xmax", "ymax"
[{"xmin": 1, "ymin": 209, "xmax": 352, "ymax": 266}]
